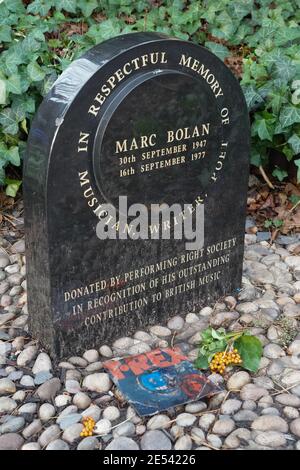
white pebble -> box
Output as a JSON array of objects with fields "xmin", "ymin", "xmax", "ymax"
[{"xmin": 94, "ymin": 419, "xmax": 112, "ymax": 436}]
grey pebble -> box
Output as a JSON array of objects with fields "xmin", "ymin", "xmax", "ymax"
[
  {"xmin": 46, "ymin": 439, "xmax": 70, "ymax": 450},
  {"xmin": 113, "ymin": 421, "xmax": 135, "ymax": 437},
  {"xmin": 0, "ymin": 417, "xmax": 25, "ymax": 434},
  {"xmin": 77, "ymin": 436, "xmax": 100, "ymax": 450},
  {"xmin": 22, "ymin": 419, "xmax": 43, "ymax": 439},
  {"xmin": 18, "ymin": 402, "xmax": 37, "ymax": 414},
  {"xmin": 22, "ymin": 442, "xmax": 41, "ymax": 450},
  {"xmin": 38, "ymin": 425, "xmax": 61, "ymax": 448},
  {"xmin": 20, "ymin": 375, "xmax": 35, "ymax": 387},
  {"xmin": 141, "ymin": 430, "xmax": 172, "ymax": 450},
  {"xmin": 0, "ymin": 433, "xmax": 24, "ymax": 450},
  {"xmin": 34, "ymin": 371, "xmax": 53, "ymax": 385},
  {"xmin": 106, "ymin": 437, "xmax": 139, "ymax": 450},
  {"xmin": 58, "ymin": 413, "xmax": 82, "ymax": 430},
  {"xmin": 36, "ymin": 377, "xmax": 61, "ymax": 401},
  {"xmin": 62, "ymin": 423, "xmax": 83, "ymax": 443}
]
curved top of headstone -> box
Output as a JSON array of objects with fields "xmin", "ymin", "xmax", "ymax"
[{"xmin": 24, "ymin": 31, "xmax": 249, "ymax": 207}]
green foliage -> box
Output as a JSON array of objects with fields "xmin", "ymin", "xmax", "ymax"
[
  {"xmin": 240, "ymin": 1, "xmax": 300, "ymax": 177},
  {"xmin": 264, "ymin": 218, "xmax": 284, "ymax": 229},
  {"xmin": 195, "ymin": 327, "xmax": 228, "ymax": 369},
  {"xmin": 195, "ymin": 326, "xmax": 263, "ymax": 373},
  {"xmin": 272, "ymin": 167, "xmax": 288, "ymax": 182},
  {"xmin": 4, "ymin": 178, "xmax": 22, "ymax": 197},
  {"xmin": 1, "ymin": 0, "xmax": 300, "ymax": 191},
  {"xmin": 289, "ymin": 194, "xmax": 300, "ymax": 205},
  {"xmin": 295, "ymin": 158, "xmax": 300, "ymax": 182},
  {"xmin": 233, "ymin": 334, "xmax": 262, "ymax": 372}
]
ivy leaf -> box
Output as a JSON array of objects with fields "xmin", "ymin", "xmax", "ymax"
[
  {"xmin": 59, "ymin": 0, "xmax": 77, "ymax": 14},
  {"xmin": 229, "ymin": 1, "xmax": 253, "ymax": 21},
  {"xmin": 264, "ymin": 219, "xmax": 272, "ymax": 229},
  {"xmin": 295, "ymin": 159, "xmax": 300, "ymax": 183},
  {"xmin": 194, "ymin": 353, "xmax": 209, "ymax": 370},
  {"xmin": 288, "ymin": 134, "xmax": 300, "ymax": 155},
  {"xmin": 22, "ymin": 37, "xmax": 41, "ymax": 56},
  {"xmin": 252, "ymin": 116, "xmax": 275, "ymax": 141},
  {"xmin": 289, "ymin": 194, "xmax": 300, "ymax": 205},
  {"xmin": 27, "ymin": 61, "xmax": 46, "ymax": 82},
  {"xmin": 0, "ymin": 79, "xmax": 6, "ymax": 104},
  {"xmin": 211, "ymin": 328, "xmax": 226, "ymax": 340},
  {"xmin": 256, "ymin": 24, "xmax": 277, "ymax": 43},
  {"xmin": 272, "ymin": 167, "xmax": 288, "ymax": 182},
  {"xmin": 0, "ymin": 108, "xmax": 19, "ymax": 135},
  {"xmin": 170, "ymin": 29, "xmax": 189, "ymax": 41},
  {"xmin": 41, "ymin": 72, "xmax": 58, "ymax": 96},
  {"xmin": 169, "ymin": 3, "xmax": 186, "ymax": 25},
  {"xmin": 208, "ymin": 339, "xmax": 227, "ymax": 352},
  {"xmin": 234, "ymin": 335, "xmax": 262, "ymax": 373},
  {"xmin": 11, "ymin": 102, "xmax": 26, "ymax": 123},
  {"xmin": 211, "ymin": 11, "xmax": 236, "ymax": 40},
  {"xmin": 231, "ymin": 23, "xmax": 252, "ymax": 45},
  {"xmin": 283, "ymin": 145, "xmax": 294, "ymax": 161},
  {"xmin": 0, "ymin": 145, "xmax": 20, "ymax": 188},
  {"xmin": 275, "ymin": 27, "xmax": 300, "ymax": 46},
  {"xmin": 27, "ymin": 0, "xmax": 53, "ymax": 16},
  {"xmin": 12, "ymin": 95, "xmax": 35, "ymax": 116},
  {"xmin": 20, "ymin": 119, "xmax": 28, "ymax": 134},
  {"xmin": 251, "ymin": 111, "xmax": 276, "ymax": 142},
  {"xmin": 263, "ymin": 48, "xmax": 285, "ymax": 68},
  {"xmin": 99, "ymin": 18, "xmax": 121, "ymax": 40},
  {"xmin": 0, "ymin": 25, "xmax": 12, "ymax": 42},
  {"xmin": 33, "ymin": 30, "xmax": 46, "ymax": 42},
  {"xmin": 250, "ymin": 148, "xmax": 262, "ymax": 166},
  {"xmin": 7, "ymin": 0, "xmax": 26, "ymax": 14},
  {"xmin": 78, "ymin": 0, "xmax": 98, "ymax": 17},
  {"xmin": 18, "ymin": 70, "xmax": 30, "ymax": 94},
  {"xmin": 5, "ymin": 51, "xmax": 23, "ymax": 75},
  {"xmin": 0, "ymin": 167, "xmax": 5, "ymax": 185},
  {"xmin": 273, "ymin": 218, "xmax": 283, "ymax": 228},
  {"xmin": 1, "ymin": 0, "xmax": 20, "ymax": 17},
  {"xmin": 6, "ymin": 147, "xmax": 20, "ymax": 166},
  {"xmin": 5, "ymin": 178, "xmax": 22, "ymax": 197},
  {"xmin": 201, "ymin": 3, "xmax": 218, "ymax": 23},
  {"xmin": 205, "ymin": 41, "xmax": 229, "ymax": 61},
  {"xmin": 269, "ymin": 88, "xmax": 288, "ymax": 115},
  {"xmin": 279, "ymin": 106, "xmax": 300, "ymax": 129},
  {"xmin": 87, "ymin": 19, "xmax": 121, "ymax": 44},
  {"xmin": 201, "ymin": 327, "xmax": 213, "ymax": 342},
  {"xmin": 250, "ymin": 62, "xmax": 268, "ymax": 80},
  {"xmin": 241, "ymin": 84, "xmax": 264, "ymax": 111},
  {"xmin": 6, "ymin": 74, "xmax": 22, "ymax": 95},
  {"xmin": 273, "ymin": 58, "xmax": 296, "ymax": 83},
  {"xmin": 184, "ymin": 22, "xmax": 200, "ymax": 36}
]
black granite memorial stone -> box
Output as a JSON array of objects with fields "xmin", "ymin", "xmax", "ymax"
[{"xmin": 24, "ymin": 32, "xmax": 250, "ymax": 358}]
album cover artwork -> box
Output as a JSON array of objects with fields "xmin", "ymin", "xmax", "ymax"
[{"xmin": 104, "ymin": 347, "xmax": 222, "ymax": 416}]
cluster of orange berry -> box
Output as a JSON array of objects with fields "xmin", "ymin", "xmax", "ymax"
[
  {"xmin": 80, "ymin": 416, "xmax": 95, "ymax": 437},
  {"xmin": 209, "ymin": 349, "xmax": 242, "ymax": 374}
]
